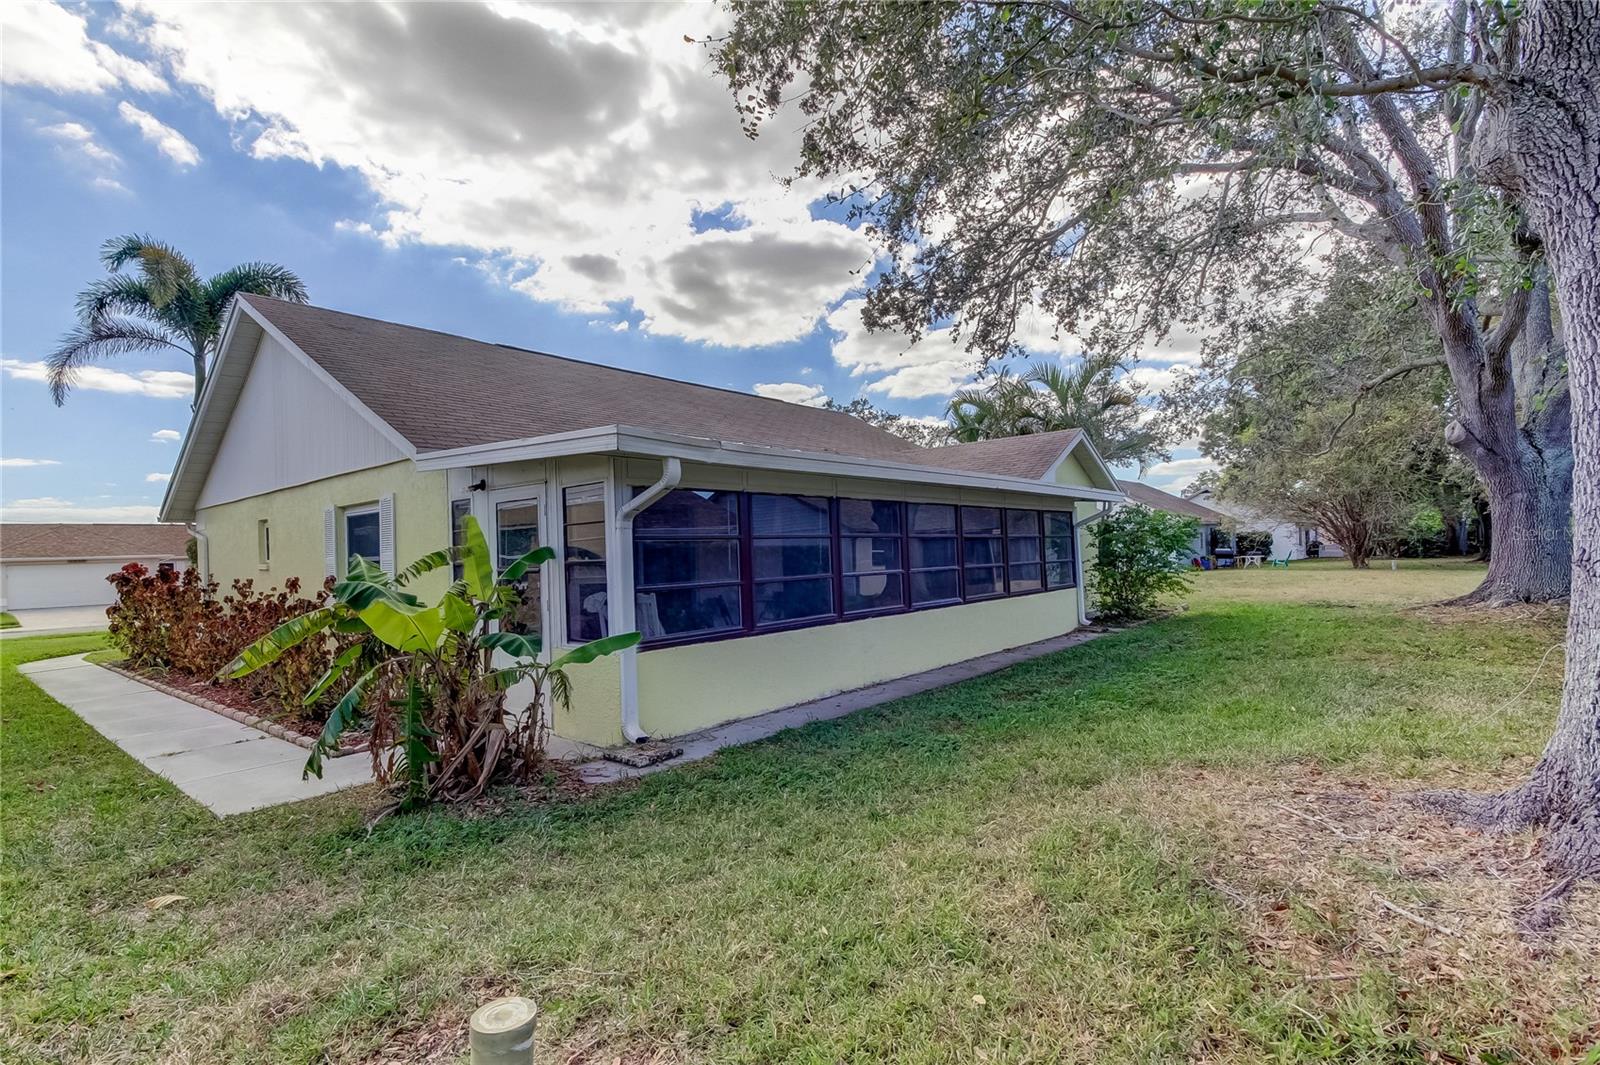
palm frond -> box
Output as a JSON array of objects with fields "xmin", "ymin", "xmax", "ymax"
[
  {"xmin": 45, "ymin": 317, "xmax": 191, "ymax": 406},
  {"xmin": 204, "ymin": 262, "xmax": 308, "ymax": 319},
  {"xmin": 100, "ymin": 235, "xmax": 199, "ymax": 306},
  {"xmin": 75, "ymin": 275, "xmax": 161, "ymax": 325}
]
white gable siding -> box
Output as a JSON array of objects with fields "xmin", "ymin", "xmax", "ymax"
[{"xmin": 196, "ymin": 334, "xmax": 407, "ymax": 509}]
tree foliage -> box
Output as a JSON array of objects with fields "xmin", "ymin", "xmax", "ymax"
[
  {"xmin": 1177, "ymin": 253, "xmax": 1480, "ymax": 567},
  {"xmin": 1089, "ymin": 505, "xmax": 1199, "ymax": 622},
  {"xmin": 713, "ymin": 0, "xmax": 1570, "ymax": 601},
  {"xmin": 820, "ymin": 396, "xmax": 951, "ymax": 447},
  {"xmin": 49, "ymin": 234, "xmax": 307, "ymax": 410},
  {"xmin": 947, "ymin": 354, "xmax": 1171, "ymax": 468}
]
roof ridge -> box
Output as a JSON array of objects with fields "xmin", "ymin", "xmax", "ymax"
[{"xmin": 241, "ymin": 294, "xmax": 926, "ymax": 450}]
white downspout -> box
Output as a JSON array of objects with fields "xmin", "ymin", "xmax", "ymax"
[
  {"xmin": 613, "ymin": 458, "xmax": 681, "ymax": 743},
  {"xmin": 1074, "ymin": 503, "xmax": 1110, "ymax": 626},
  {"xmin": 189, "ymin": 523, "xmax": 210, "ymax": 582}
]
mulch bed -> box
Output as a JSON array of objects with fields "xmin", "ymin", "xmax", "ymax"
[{"xmin": 99, "ymin": 660, "xmax": 369, "ymax": 756}]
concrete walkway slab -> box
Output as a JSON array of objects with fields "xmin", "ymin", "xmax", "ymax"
[
  {"xmin": 17, "ymin": 654, "xmax": 372, "ymax": 816},
  {"xmin": 0, "ymin": 606, "xmax": 110, "ymax": 638}
]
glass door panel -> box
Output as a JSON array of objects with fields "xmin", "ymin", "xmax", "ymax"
[{"xmin": 495, "ymin": 498, "xmax": 542, "ymax": 640}]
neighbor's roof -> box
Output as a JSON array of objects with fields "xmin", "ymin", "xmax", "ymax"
[
  {"xmin": 1117, "ymin": 479, "xmax": 1227, "ymax": 523},
  {"xmin": 0, "ymin": 523, "xmax": 191, "ymax": 562}
]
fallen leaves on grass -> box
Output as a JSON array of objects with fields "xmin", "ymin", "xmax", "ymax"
[{"xmin": 1120, "ymin": 762, "xmax": 1600, "ymax": 1060}]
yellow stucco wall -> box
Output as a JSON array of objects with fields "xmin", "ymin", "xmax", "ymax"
[
  {"xmin": 197, "ymin": 460, "xmax": 450, "ymax": 597},
  {"xmin": 609, "ymin": 588, "xmax": 1080, "ymax": 744}
]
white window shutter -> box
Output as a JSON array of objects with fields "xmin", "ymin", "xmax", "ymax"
[
  {"xmin": 323, "ymin": 506, "xmax": 337, "ymax": 577},
  {"xmin": 378, "ymin": 494, "xmax": 396, "ymax": 577}
]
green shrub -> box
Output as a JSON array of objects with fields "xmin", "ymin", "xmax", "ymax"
[{"xmin": 1090, "ymin": 505, "xmax": 1200, "ymax": 622}]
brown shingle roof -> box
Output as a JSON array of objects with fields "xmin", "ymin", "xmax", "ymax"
[
  {"xmin": 242, "ymin": 295, "xmax": 932, "ymax": 461},
  {"xmin": 1116, "ymin": 479, "xmax": 1226, "ymax": 522},
  {"xmin": 913, "ymin": 430, "xmax": 1085, "ymax": 479},
  {"xmin": 1, "ymin": 523, "xmax": 192, "ymax": 561}
]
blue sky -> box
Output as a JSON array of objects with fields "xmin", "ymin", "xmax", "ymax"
[{"xmin": 1, "ymin": 2, "xmax": 1212, "ymax": 523}]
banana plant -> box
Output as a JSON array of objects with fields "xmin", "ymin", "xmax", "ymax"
[{"xmin": 221, "ymin": 515, "xmax": 639, "ymax": 807}]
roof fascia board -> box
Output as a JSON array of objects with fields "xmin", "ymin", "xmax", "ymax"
[
  {"xmin": 415, "ymin": 425, "xmax": 1126, "ymax": 502},
  {"xmin": 157, "ymin": 304, "xmax": 253, "ymax": 523}
]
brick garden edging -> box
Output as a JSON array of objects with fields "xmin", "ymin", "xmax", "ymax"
[{"xmin": 96, "ymin": 661, "xmax": 367, "ymax": 757}]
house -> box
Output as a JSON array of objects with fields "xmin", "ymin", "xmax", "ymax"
[
  {"xmin": 1115, "ymin": 479, "xmax": 1228, "ymax": 561},
  {"xmin": 0, "ymin": 524, "xmax": 191, "ymax": 610},
  {"xmin": 1185, "ymin": 486, "xmax": 1345, "ymax": 560},
  {"xmin": 159, "ymin": 296, "xmax": 1124, "ymax": 750}
]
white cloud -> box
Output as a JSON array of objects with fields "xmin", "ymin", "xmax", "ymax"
[
  {"xmin": 1, "ymin": 359, "xmax": 192, "ymax": 399},
  {"xmin": 0, "ymin": 497, "xmax": 160, "ymax": 523},
  {"xmin": 826, "ymin": 299, "xmax": 975, "ymax": 400},
  {"xmin": 0, "ymin": 458, "xmax": 62, "ymax": 468},
  {"xmin": 149, "ymin": 428, "xmax": 182, "ymax": 443},
  {"xmin": 117, "ymin": 101, "xmax": 200, "ymax": 166},
  {"xmin": 41, "ymin": 120, "xmax": 119, "ymax": 165},
  {"xmin": 1, "ymin": 1, "xmax": 166, "ymax": 95},
  {"xmin": 753, "ymin": 381, "xmax": 826, "ymax": 406},
  {"xmin": 1142, "ymin": 457, "xmax": 1218, "ymax": 493},
  {"xmin": 119, "ymin": 2, "xmax": 872, "ymax": 348},
  {"xmin": 144, "ymin": 472, "xmax": 171, "ymax": 482}
]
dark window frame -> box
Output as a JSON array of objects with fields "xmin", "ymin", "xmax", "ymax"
[
  {"xmin": 635, "ymin": 489, "xmax": 1078, "ymax": 650},
  {"xmin": 634, "ymin": 489, "xmax": 745, "ymax": 643},
  {"xmin": 563, "ymin": 483, "xmax": 609, "ymax": 643}
]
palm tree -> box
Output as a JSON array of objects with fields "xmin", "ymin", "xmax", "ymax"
[
  {"xmin": 944, "ymin": 354, "xmax": 1170, "ymax": 470},
  {"xmin": 947, "ymin": 368, "xmax": 1045, "ymax": 442},
  {"xmin": 47, "ymin": 235, "xmax": 307, "ymax": 412}
]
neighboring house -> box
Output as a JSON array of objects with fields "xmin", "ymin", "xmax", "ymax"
[
  {"xmin": 1185, "ymin": 487, "xmax": 1345, "ymax": 560},
  {"xmin": 1115, "ymin": 480, "xmax": 1228, "ymax": 561},
  {"xmin": 0, "ymin": 524, "xmax": 190, "ymax": 610},
  {"xmin": 159, "ymin": 295, "xmax": 1124, "ymax": 750}
]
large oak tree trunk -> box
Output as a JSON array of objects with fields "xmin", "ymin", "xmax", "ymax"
[{"xmin": 1422, "ymin": 0, "xmax": 1599, "ymax": 919}]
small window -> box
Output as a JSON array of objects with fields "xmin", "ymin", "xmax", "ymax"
[
  {"xmin": 257, "ymin": 519, "xmax": 271, "ymax": 569},
  {"xmin": 909, "ymin": 503, "xmax": 960, "ymax": 606},
  {"xmin": 634, "ymin": 489, "xmax": 742, "ymax": 642},
  {"xmin": 449, "ymin": 499, "xmax": 470, "ymax": 581},
  {"xmin": 840, "ymin": 499, "xmax": 904, "ymax": 614},
  {"xmin": 1005, "ymin": 510, "xmax": 1043, "ymax": 592},
  {"xmin": 751, "ymin": 494, "xmax": 833, "ymax": 627},
  {"xmin": 564, "ymin": 484, "xmax": 608, "ymax": 642},
  {"xmin": 960, "ymin": 506, "xmax": 1004, "ymax": 599},
  {"xmin": 344, "ymin": 505, "xmax": 380, "ymax": 571},
  {"xmin": 1044, "ymin": 511, "xmax": 1076, "ymax": 588}
]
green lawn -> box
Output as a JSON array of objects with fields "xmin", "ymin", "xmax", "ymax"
[
  {"xmin": 0, "ymin": 611, "xmax": 19, "ymax": 629},
  {"xmin": 3, "ymin": 560, "xmax": 1593, "ymax": 1063}
]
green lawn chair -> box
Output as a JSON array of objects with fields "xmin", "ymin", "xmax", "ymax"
[{"xmin": 1270, "ymin": 552, "xmax": 1292, "ymax": 568}]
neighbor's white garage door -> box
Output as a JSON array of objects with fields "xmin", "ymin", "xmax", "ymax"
[{"xmin": 1, "ymin": 560, "xmax": 129, "ymax": 610}]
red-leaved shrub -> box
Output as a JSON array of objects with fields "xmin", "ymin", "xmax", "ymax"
[{"xmin": 105, "ymin": 564, "xmax": 348, "ymax": 721}]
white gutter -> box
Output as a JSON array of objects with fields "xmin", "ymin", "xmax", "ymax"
[
  {"xmin": 414, "ymin": 424, "xmax": 1127, "ymax": 505},
  {"xmin": 612, "ymin": 457, "xmax": 682, "ymax": 743}
]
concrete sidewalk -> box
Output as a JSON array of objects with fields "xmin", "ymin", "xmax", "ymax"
[
  {"xmin": 0, "ymin": 606, "xmax": 111, "ymax": 638},
  {"xmin": 17, "ymin": 655, "xmax": 372, "ymax": 815}
]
